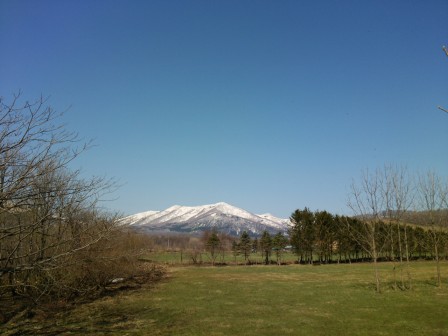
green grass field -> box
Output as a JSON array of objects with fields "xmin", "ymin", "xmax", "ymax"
[{"xmin": 2, "ymin": 261, "xmax": 448, "ymax": 335}]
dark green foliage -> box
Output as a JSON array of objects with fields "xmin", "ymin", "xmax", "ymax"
[
  {"xmin": 289, "ymin": 208, "xmax": 448, "ymax": 264},
  {"xmin": 272, "ymin": 232, "xmax": 288, "ymax": 264},
  {"xmin": 239, "ymin": 231, "xmax": 252, "ymax": 263},
  {"xmin": 205, "ymin": 230, "xmax": 221, "ymax": 265},
  {"xmin": 259, "ymin": 231, "xmax": 272, "ymax": 265},
  {"xmin": 252, "ymin": 237, "xmax": 259, "ymax": 253},
  {"xmin": 231, "ymin": 240, "xmax": 239, "ymax": 255},
  {"xmin": 289, "ymin": 208, "xmax": 316, "ymax": 264}
]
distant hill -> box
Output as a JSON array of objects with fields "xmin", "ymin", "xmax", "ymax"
[
  {"xmin": 120, "ymin": 202, "xmax": 291, "ymax": 237},
  {"xmin": 402, "ymin": 209, "xmax": 448, "ymax": 228},
  {"xmin": 355, "ymin": 209, "xmax": 448, "ymax": 229}
]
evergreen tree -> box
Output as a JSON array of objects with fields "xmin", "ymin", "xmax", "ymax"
[
  {"xmin": 314, "ymin": 210, "xmax": 334, "ymax": 263},
  {"xmin": 206, "ymin": 230, "xmax": 221, "ymax": 265},
  {"xmin": 289, "ymin": 208, "xmax": 315, "ymax": 264},
  {"xmin": 272, "ymin": 232, "xmax": 288, "ymax": 264},
  {"xmin": 252, "ymin": 237, "xmax": 259, "ymax": 254},
  {"xmin": 260, "ymin": 230, "xmax": 272, "ymax": 265},
  {"xmin": 239, "ymin": 231, "xmax": 252, "ymax": 264},
  {"xmin": 231, "ymin": 240, "xmax": 240, "ymax": 263}
]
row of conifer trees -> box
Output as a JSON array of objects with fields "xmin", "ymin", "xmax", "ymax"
[{"xmin": 227, "ymin": 208, "xmax": 448, "ymax": 265}]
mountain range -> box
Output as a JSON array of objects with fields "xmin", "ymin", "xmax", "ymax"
[{"xmin": 121, "ymin": 202, "xmax": 291, "ymax": 236}]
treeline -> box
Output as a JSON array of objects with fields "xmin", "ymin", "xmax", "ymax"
[
  {"xmin": 141, "ymin": 230, "xmax": 290, "ymax": 265},
  {"xmin": 142, "ymin": 214, "xmax": 448, "ymax": 267},
  {"xmin": 230, "ymin": 230, "xmax": 289, "ymax": 265},
  {"xmin": 289, "ymin": 208, "xmax": 448, "ymax": 264},
  {"xmin": 0, "ymin": 94, "xmax": 162, "ymax": 321},
  {"xmin": 347, "ymin": 166, "xmax": 448, "ymax": 291}
]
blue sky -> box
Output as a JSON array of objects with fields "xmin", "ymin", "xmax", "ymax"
[{"xmin": 1, "ymin": 0, "xmax": 447, "ymax": 218}]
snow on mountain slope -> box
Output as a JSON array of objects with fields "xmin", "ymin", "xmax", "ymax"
[
  {"xmin": 121, "ymin": 202, "xmax": 290, "ymax": 236},
  {"xmin": 257, "ymin": 213, "xmax": 291, "ymax": 229}
]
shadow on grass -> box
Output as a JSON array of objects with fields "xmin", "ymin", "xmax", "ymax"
[{"xmin": 1, "ymin": 267, "xmax": 168, "ymax": 335}]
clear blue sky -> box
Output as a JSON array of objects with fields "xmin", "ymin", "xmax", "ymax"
[{"xmin": 1, "ymin": 0, "xmax": 447, "ymax": 218}]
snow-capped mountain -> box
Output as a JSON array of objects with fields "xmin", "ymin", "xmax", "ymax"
[{"xmin": 121, "ymin": 202, "xmax": 290, "ymax": 236}]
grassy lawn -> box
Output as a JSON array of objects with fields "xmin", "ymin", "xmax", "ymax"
[{"xmin": 2, "ymin": 261, "xmax": 448, "ymax": 335}]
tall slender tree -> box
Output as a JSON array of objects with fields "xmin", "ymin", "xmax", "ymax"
[
  {"xmin": 314, "ymin": 210, "xmax": 334, "ymax": 263},
  {"xmin": 239, "ymin": 231, "xmax": 252, "ymax": 264},
  {"xmin": 416, "ymin": 171, "xmax": 448, "ymax": 287},
  {"xmin": 347, "ymin": 168, "xmax": 385, "ymax": 292},
  {"xmin": 289, "ymin": 208, "xmax": 315, "ymax": 264},
  {"xmin": 205, "ymin": 229, "xmax": 221, "ymax": 266},
  {"xmin": 231, "ymin": 240, "xmax": 239, "ymax": 263},
  {"xmin": 381, "ymin": 164, "xmax": 414, "ymax": 289},
  {"xmin": 259, "ymin": 231, "xmax": 272, "ymax": 265},
  {"xmin": 272, "ymin": 232, "xmax": 288, "ymax": 265}
]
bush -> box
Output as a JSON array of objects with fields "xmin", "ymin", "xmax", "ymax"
[{"xmin": 0, "ymin": 93, "xmax": 165, "ymax": 321}]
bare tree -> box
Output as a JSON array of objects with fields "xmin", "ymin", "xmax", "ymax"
[
  {"xmin": 347, "ymin": 168, "xmax": 384, "ymax": 292},
  {"xmin": 381, "ymin": 164, "xmax": 414, "ymax": 289},
  {"xmin": 438, "ymin": 45, "xmax": 448, "ymax": 114},
  {"xmin": 416, "ymin": 171, "xmax": 448, "ymax": 287},
  {"xmin": 0, "ymin": 93, "xmax": 89, "ymax": 211},
  {"xmin": 0, "ymin": 93, "xmax": 119, "ymax": 305}
]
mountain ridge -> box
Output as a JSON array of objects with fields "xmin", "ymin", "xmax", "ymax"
[{"xmin": 121, "ymin": 202, "xmax": 290, "ymax": 236}]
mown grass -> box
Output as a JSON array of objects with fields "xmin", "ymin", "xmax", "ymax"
[{"xmin": 2, "ymin": 261, "xmax": 448, "ymax": 335}]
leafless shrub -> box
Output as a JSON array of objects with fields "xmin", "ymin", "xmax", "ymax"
[{"xmin": 0, "ymin": 93, "xmax": 163, "ymax": 320}]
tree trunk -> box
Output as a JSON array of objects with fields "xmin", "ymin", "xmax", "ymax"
[
  {"xmin": 435, "ymin": 241, "xmax": 441, "ymax": 287},
  {"xmin": 372, "ymin": 230, "xmax": 381, "ymax": 293},
  {"xmin": 403, "ymin": 225, "xmax": 412, "ymax": 289},
  {"xmin": 390, "ymin": 227, "xmax": 397, "ymax": 290}
]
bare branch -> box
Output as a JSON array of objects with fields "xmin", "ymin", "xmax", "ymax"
[
  {"xmin": 437, "ymin": 106, "xmax": 448, "ymax": 114},
  {"xmin": 0, "ymin": 92, "xmax": 125, "ymax": 306}
]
